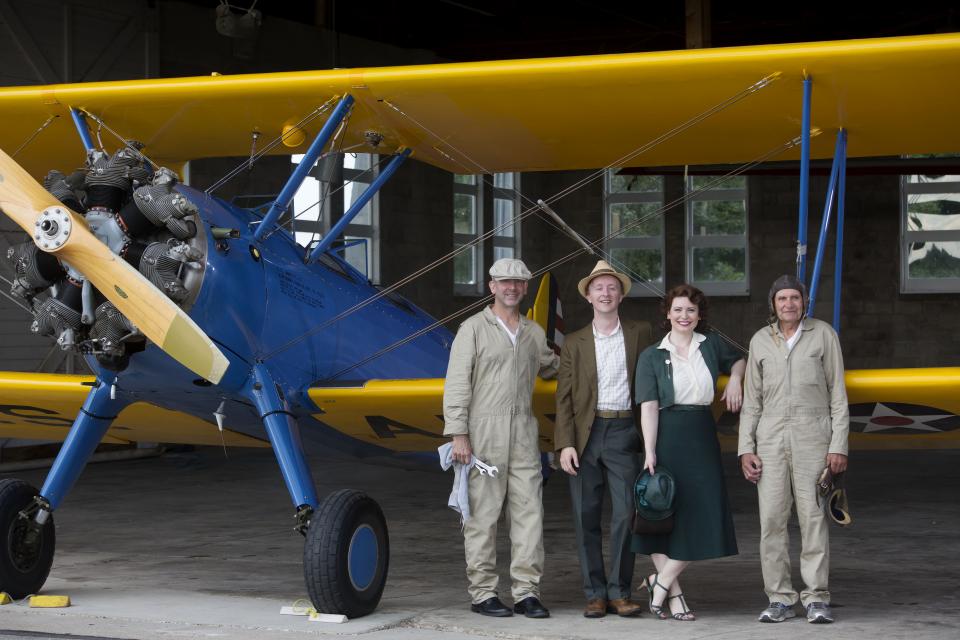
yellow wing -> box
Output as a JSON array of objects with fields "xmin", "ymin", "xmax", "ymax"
[
  {"xmin": 0, "ymin": 372, "xmax": 268, "ymax": 447},
  {"xmin": 1, "ymin": 33, "xmax": 959, "ymax": 178},
  {"xmin": 312, "ymin": 367, "xmax": 960, "ymax": 454}
]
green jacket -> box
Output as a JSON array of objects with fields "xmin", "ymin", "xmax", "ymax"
[{"xmin": 635, "ymin": 330, "xmax": 743, "ymax": 408}]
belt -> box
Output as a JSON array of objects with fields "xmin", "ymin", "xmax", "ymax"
[{"xmin": 595, "ymin": 409, "xmax": 633, "ymax": 419}]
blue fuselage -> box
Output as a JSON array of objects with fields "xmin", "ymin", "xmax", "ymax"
[{"xmin": 87, "ymin": 185, "xmax": 453, "ymax": 433}]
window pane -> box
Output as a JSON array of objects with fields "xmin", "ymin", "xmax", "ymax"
[
  {"xmin": 344, "ymin": 153, "xmax": 372, "ymax": 171},
  {"xmin": 907, "ymin": 174, "xmax": 960, "ymax": 184},
  {"xmin": 906, "ymin": 194, "xmax": 960, "ymax": 232},
  {"xmin": 610, "ymin": 202, "xmax": 662, "ymax": 236},
  {"xmin": 692, "ymin": 200, "xmax": 747, "ymax": 235},
  {"xmin": 908, "ymin": 241, "xmax": 960, "ymax": 278},
  {"xmin": 494, "ymin": 198, "xmax": 514, "ymax": 236},
  {"xmin": 493, "ymin": 172, "xmax": 514, "ymax": 189},
  {"xmin": 454, "ymin": 245, "xmax": 477, "ymax": 284},
  {"xmin": 609, "ymin": 248, "xmax": 662, "ymax": 285},
  {"xmin": 494, "ymin": 246, "xmax": 514, "ymax": 261},
  {"xmin": 692, "ymin": 247, "xmax": 746, "ymax": 282},
  {"xmin": 343, "ymin": 180, "xmax": 371, "ymax": 225},
  {"xmin": 608, "ymin": 172, "xmax": 662, "ymax": 193},
  {"xmin": 343, "ymin": 236, "xmax": 369, "ymax": 276},
  {"xmin": 454, "ymin": 174, "xmax": 477, "ymax": 185},
  {"xmin": 690, "ymin": 175, "xmax": 746, "ymax": 190},
  {"xmin": 454, "ymin": 194, "xmax": 476, "ymax": 233}
]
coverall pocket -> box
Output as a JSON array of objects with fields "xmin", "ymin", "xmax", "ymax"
[{"xmin": 796, "ymin": 354, "xmax": 824, "ymax": 385}]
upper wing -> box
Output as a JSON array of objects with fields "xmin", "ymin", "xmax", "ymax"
[
  {"xmin": 313, "ymin": 367, "xmax": 960, "ymax": 454},
  {"xmin": 0, "ymin": 372, "xmax": 268, "ymax": 447},
  {"xmin": 1, "ymin": 34, "xmax": 959, "ymax": 178}
]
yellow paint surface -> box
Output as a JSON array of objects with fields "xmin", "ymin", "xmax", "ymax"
[
  {"xmin": 310, "ymin": 368, "xmax": 960, "ymax": 453},
  {"xmin": 0, "ymin": 372, "xmax": 268, "ymax": 447},
  {"xmin": 0, "ymin": 34, "xmax": 957, "ymax": 178}
]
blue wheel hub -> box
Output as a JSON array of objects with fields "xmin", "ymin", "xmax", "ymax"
[{"xmin": 347, "ymin": 524, "xmax": 378, "ymax": 591}]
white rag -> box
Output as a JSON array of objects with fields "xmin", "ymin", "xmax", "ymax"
[{"xmin": 438, "ymin": 442, "xmax": 481, "ymax": 522}]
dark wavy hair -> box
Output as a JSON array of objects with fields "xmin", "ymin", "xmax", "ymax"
[{"xmin": 660, "ymin": 283, "xmax": 709, "ymax": 331}]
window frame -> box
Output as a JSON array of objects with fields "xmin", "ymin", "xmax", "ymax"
[
  {"xmin": 492, "ymin": 172, "xmax": 522, "ymax": 263},
  {"xmin": 900, "ymin": 173, "xmax": 960, "ymax": 293},
  {"xmin": 603, "ymin": 170, "xmax": 665, "ymax": 297},
  {"xmin": 684, "ymin": 175, "xmax": 750, "ymax": 296},
  {"xmin": 341, "ymin": 153, "xmax": 380, "ymax": 284},
  {"xmin": 453, "ymin": 174, "xmax": 484, "ymax": 296}
]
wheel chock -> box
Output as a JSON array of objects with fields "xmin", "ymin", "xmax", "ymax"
[
  {"xmin": 0, "ymin": 592, "xmax": 12, "ymax": 605},
  {"xmin": 29, "ymin": 595, "xmax": 71, "ymax": 608},
  {"xmin": 309, "ymin": 611, "xmax": 347, "ymax": 624}
]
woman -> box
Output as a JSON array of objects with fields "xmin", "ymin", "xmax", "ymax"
[{"xmin": 632, "ymin": 284, "xmax": 745, "ymax": 620}]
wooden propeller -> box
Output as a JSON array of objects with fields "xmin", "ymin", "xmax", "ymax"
[{"xmin": 0, "ymin": 147, "xmax": 229, "ymax": 384}]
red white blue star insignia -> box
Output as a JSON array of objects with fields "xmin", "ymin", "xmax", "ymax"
[{"xmin": 849, "ymin": 402, "xmax": 960, "ymax": 434}]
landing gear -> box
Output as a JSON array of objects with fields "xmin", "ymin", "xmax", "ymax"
[
  {"xmin": 0, "ymin": 479, "xmax": 56, "ymax": 599},
  {"xmin": 248, "ymin": 365, "xmax": 390, "ymax": 618},
  {"xmin": 303, "ymin": 489, "xmax": 389, "ymax": 618}
]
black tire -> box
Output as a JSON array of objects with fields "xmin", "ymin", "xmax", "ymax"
[
  {"xmin": 303, "ymin": 489, "xmax": 389, "ymax": 618},
  {"xmin": 0, "ymin": 479, "xmax": 55, "ymax": 599}
]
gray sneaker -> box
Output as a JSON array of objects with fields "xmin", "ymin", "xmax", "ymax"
[
  {"xmin": 758, "ymin": 602, "xmax": 796, "ymax": 623},
  {"xmin": 806, "ymin": 602, "xmax": 834, "ymax": 623}
]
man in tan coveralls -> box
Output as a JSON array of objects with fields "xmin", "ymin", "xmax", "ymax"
[
  {"xmin": 443, "ymin": 258, "xmax": 559, "ymax": 618},
  {"xmin": 739, "ymin": 274, "xmax": 849, "ymax": 624}
]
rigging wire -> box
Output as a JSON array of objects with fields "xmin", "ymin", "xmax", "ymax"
[
  {"xmin": 79, "ymin": 109, "xmax": 160, "ymax": 171},
  {"xmin": 205, "ymin": 96, "xmax": 341, "ymax": 194},
  {"xmin": 323, "ymin": 135, "xmax": 804, "ymax": 380},
  {"xmin": 12, "ymin": 115, "xmax": 58, "ymax": 158},
  {"xmin": 262, "ymin": 73, "xmax": 781, "ymax": 361}
]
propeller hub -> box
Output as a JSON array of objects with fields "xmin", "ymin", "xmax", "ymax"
[{"xmin": 34, "ymin": 208, "xmax": 72, "ymax": 251}]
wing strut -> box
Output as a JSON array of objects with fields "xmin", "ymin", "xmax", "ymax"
[
  {"xmin": 254, "ymin": 93, "xmax": 354, "ymax": 241},
  {"xmin": 807, "ymin": 128, "xmax": 848, "ymax": 330},
  {"xmin": 308, "ymin": 147, "xmax": 411, "ymax": 262}
]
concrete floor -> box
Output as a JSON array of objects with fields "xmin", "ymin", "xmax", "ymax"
[{"xmin": 1, "ymin": 446, "xmax": 959, "ymax": 640}]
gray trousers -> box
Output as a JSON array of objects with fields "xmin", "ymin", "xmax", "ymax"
[{"xmin": 568, "ymin": 416, "xmax": 641, "ymax": 600}]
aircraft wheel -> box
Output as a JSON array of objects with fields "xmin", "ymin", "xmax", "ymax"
[
  {"xmin": 0, "ymin": 479, "xmax": 55, "ymax": 599},
  {"xmin": 303, "ymin": 489, "xmax": 389, "ymax": 618}
]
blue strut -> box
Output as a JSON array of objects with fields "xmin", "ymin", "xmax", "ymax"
[
  {"xmin": 797, "ymin": 77, "xmax": 812, "ymax": 281},
  {"xmin": 40, "ymin": 378, "xmax": 128, "ymax": 509},
  {"xmin": 69, "ymin": 108, "xmax": 95, "ymax": 152},
  {"xmin": 247, "ymin": 365, "xmax": 318, "ymax": 509},
  {"xmin": 807, "ymin": 129, "xmax": 847, "ymax": 317},
  {"xmin": 308, "ymin": 148, "xmax": 412, "ymax": 262},
  {"xmin": 832, "ymin": 130, "xmax": 847, "ymax": 332},
  {"xmin": 254, "ymin": 94, "xmax": 355, "ymax": 241}
]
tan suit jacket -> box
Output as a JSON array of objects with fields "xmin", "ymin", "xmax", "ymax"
[{"xmin": 553, "ymin": 318, "xmax": 653, "ymax": 455}]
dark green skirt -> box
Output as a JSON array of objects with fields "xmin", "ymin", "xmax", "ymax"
[{"xmin": 631, "ymin": 405, "xmax": 738, "ymax": 561}]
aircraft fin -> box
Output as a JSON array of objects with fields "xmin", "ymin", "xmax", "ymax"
[{"xmin": 527, "ymin": 272, "xmax": 564, "ymax": 354}]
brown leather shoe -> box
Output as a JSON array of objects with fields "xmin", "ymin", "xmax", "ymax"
[
  {"xmin": 607, "ymin": 597, "xmax": 643, "ymax": 617},
  {"xmin": 583, "ymin": 598, "xmax": 607, "ymax": 618}
]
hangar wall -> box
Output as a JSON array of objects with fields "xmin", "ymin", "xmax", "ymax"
[{"xmin": 378, "ymin": 165, "xmax": 959, "ymax": 370}]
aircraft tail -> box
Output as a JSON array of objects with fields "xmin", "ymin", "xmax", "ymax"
[{"xmin": 527, "ymin": 272, "xmax": 564, "ymax": 354}]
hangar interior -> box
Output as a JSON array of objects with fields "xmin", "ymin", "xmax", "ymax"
[{"xmin": 0, "ymin": 1, "xmax": 957, "ymax": 443}]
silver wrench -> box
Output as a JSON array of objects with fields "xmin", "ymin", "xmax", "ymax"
[{"xmin": 473, "ymin": 457, "xmax": 499, "ymax": 478}]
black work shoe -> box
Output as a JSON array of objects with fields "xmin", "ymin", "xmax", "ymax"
[
  {"xmin": 470, "ymin": 596, "xmax": 513, "ymax": 617},
  {"xmin": 514, "ymin": 596, "xmax": 551, "ymax": 618}
]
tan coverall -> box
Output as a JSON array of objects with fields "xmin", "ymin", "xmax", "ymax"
[
  {"xmin": 738, "ymin": 316, "xmax": 849, "ymax": 607},
  {"xmin": 443, "ymin": 306, "xmax": 559, "ymax": 604}
]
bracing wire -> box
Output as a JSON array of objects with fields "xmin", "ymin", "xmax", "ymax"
[
  {"xmin": 323, "ymin": 134, "xmax": 804, "ymax": 380},
  {"xmin": 262, "ymin": 73, "xmax": 782, "ymax": 362}
]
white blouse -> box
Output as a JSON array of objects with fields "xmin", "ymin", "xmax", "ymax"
[{"xmin": 659, "ymin": 332, "xmax": 714, "ymax": 405}]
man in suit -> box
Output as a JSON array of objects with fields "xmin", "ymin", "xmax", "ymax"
[{"xmin": 554, "ymin": 260, "xmax": 653, "ymax": 618}]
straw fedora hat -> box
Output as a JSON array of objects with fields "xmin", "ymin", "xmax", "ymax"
[{"xmin": 577, "ymin": 260, "xmax": 632, "ymax": 298}]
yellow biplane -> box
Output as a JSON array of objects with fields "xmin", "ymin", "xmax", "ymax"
[{"xmin": 0, "ymin": 33, "xmax": 958, "ymax": 616}]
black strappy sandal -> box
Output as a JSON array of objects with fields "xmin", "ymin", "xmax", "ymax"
[
  {"xmin": 640, "ymin": 573, "xmax": 669, "ymax": 620},
  {"xmin": 668, "ymin": 592, "xmax": 696, "ymax": 621}
]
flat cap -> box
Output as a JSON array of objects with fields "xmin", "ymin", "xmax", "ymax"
[{"xmin": 489, "ymin": 258, "xmax": 532, "ymax": 280}]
